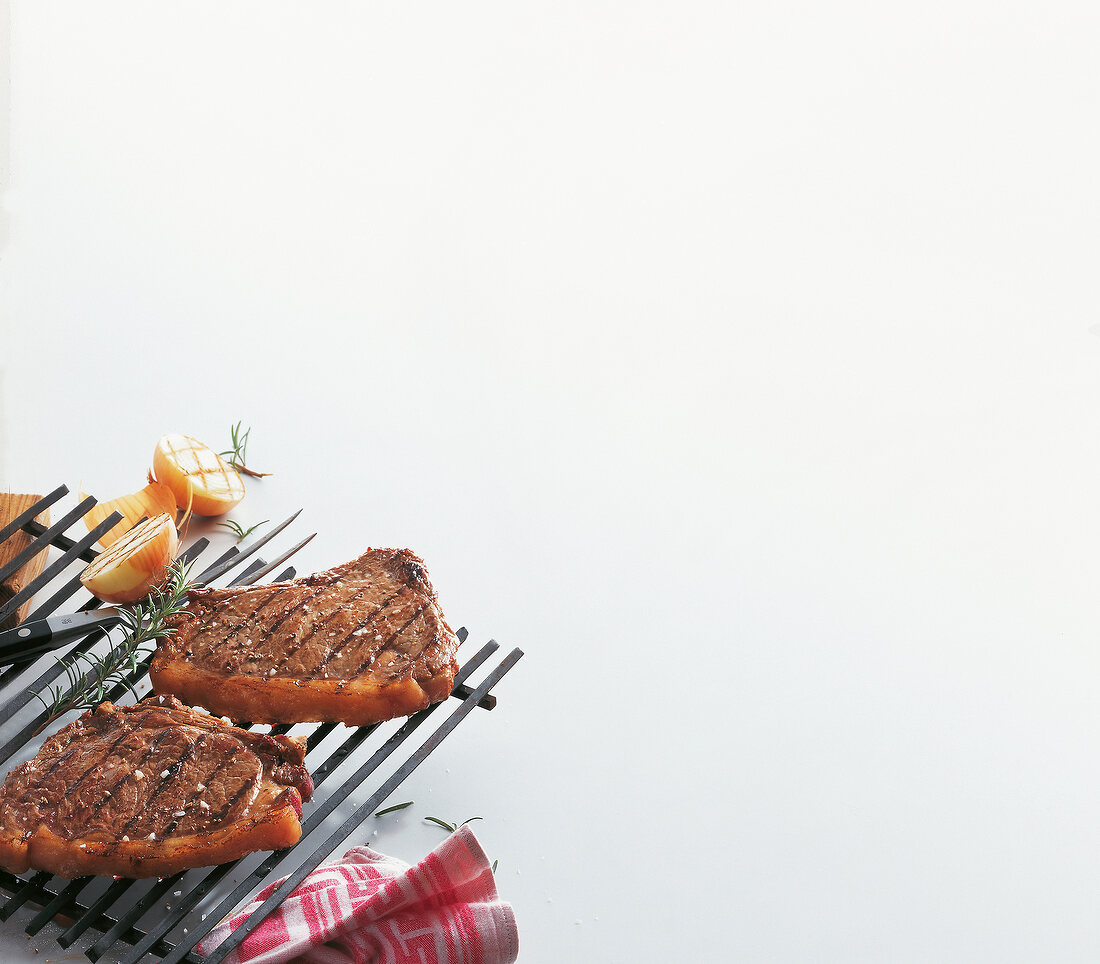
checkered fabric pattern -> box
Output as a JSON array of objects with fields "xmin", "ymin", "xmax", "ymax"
[{"xmin": 198, "ymin": 827, "xmax": 517, "ymax": 964}]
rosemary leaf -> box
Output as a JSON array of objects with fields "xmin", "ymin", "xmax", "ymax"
[
  {"xmin": 425, "ymin": 814, "xmax": 486, "ymax": 833},
  {"xmin": 375, "ymin": 801, "xmax": 414, "ymax": 817},
  {"xmin": 218, "ymin": 421, "xmax": 272, "ymax": 478},
  {"xmin": 492, "ymin": 859, "xmax": 499, "ymax": 874},
  {"xmin": 30, "ymin": 558, "xmax": 195, "ymax": 727},
  {"xmin": 216, "ymin": 519, "xmax": 269, "ymax": 543}
]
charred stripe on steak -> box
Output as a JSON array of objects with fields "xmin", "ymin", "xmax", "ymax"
[
  {"xmin": 0, "ymin": 697, "xmax": 312, "ymax": 879},
  {"xmin": 150, "ymin": 549, "xmax": 460, "ymax": 726}
]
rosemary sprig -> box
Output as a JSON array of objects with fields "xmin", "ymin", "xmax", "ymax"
[
  {"xmin": 424, "ymin": 815, "xmax": 483, "ymax": 833},
  {"xmin": 219, "ymin": 421, "xmax": 271, "ymax": 478},
  {"xmin": 374, "ymin": 801, "xmax": 414, "ymax": 817},
  {"xmin": 216, "ymin": 519, "xmax": 269, "ymax": 543},
  {"xmin": 31, "ymin": 558, "xmax": 195, "ymax": 727}
]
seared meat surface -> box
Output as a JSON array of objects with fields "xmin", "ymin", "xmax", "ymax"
[
  {"xmin": 0, "ymin": 696, "xmax": 312, "ymax": 878},
  {"xmin": 150, "ymin": 549, "xmax": 459, "ymax": 726}
]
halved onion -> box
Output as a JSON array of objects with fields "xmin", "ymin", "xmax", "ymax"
[
  {"xmin": 79, "ymin": 513, "xmax": 179, "ymax": 604},
  {"xmin": 152, "ymin": 434, "xmax": 245, "ymax": 517},
  {"xmin": 81, "ymin": 482, "xmax": 178, "ymax": 548}
]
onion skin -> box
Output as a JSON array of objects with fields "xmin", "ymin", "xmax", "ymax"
[
  {"xmin": 80, "ymin": 514, "xmax": 179, "ymax": 604},
  {"xmin": 152, "ymin": 435, "xmax": 245, "ymax": 517},
  {"xmin": 81, "ymin": 483, "xmax": 177, "ymax": 548}
]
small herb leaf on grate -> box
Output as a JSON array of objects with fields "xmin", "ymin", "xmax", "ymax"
[{"xmin": 374, "ymin": 801, "xmax": 414, "ymax": 817}]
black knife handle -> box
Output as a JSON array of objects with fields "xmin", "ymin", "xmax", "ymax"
[
  {"xmin": 0, "ymin": 610, "xmax": 122, "ymax": 667},
  {"xmin": 0, "ymin": 619, "xmax": 55, "ymax": 667}
]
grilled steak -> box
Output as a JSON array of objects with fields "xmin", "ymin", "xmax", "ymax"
[
  {"xmin": 150, "ymin": 549, "xmax": 460, "ymax": 726},
  {"xmin": 0, "ymin": 696, "xmax": 312, "ymax": 879}
]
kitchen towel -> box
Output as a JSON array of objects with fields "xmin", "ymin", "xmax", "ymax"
[{"xmin": 197, "ymin": 825, "xmax": 518, "ymax": 964}]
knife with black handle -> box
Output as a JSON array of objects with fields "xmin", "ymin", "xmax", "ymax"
[{"xmin": 0, "ymin": 609, "xmax": 123, "ymax": 666}]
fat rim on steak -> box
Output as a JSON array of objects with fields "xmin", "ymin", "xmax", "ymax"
[
  {"xmin": 0, "ymin": 696, "xmax": 313, "ymax": 879},
  {"xmin": 150, "ymin": 548, "xmax": 461, "ymax": 726}
]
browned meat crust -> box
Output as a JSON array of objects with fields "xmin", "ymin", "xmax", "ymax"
[
  {"xmin": 150, "ymin": 549, "xmax": 460, "ymax": 726},
  {"xmin": 0, "ymin": 697, "xmax": 312, "ymax": 878}
]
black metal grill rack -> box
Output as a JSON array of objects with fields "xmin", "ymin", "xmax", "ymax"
[{"xmin": 0, "ymin": 485, "xmax": 522, "ymax": 963}]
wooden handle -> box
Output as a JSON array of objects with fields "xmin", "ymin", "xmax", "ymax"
[{"xmin": 0, "ymin": 493, "xmax": 51, "ymax": 631}]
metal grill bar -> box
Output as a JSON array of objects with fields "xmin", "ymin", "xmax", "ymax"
[
  {"xmin": 57, "ymin": 876, "xmax": 133, "ymax": 947},
  {"xmin": 89, "ymin": 630, "xmax": 471, "ymax": 960},
  {"xmin": 298, "ymin": 723, "xmax": 333, "ymax": 754},
  {"xmin": 227, "ymin": 558, "xmax": 267, "ymax": 586},
  {"xmin": 0, "ymin": 518, "xmax": 129, "ymax": 696},
  {"xmin": 0, "ymin": 868, "xmax": 201, "ymax": 963},
  {"xmin": 16, "ymin": 631, "xmax": 497, "ymax": 961},
  {"xmin": 26, "ymin": 575, "xmax": 104, "ymax": 624},
  {"xmin": 94, "ymin": 559, "xmax": 301, "ymax": 715},
  {"xmin": 0, "ymin": 509, "xmax": 122, "ymax": 626},
  {"xmin": 0, "ymin": 538, "xmax": 260, "ymax": 921},
  {"xmin": 191, "ymin": 510, "xmax": 302, "ymax": 585},
  {"xmin": 0, "ymin": 538, "xmax": 214, "ymax": 698},
  {"xmin": 0, "ymin": 493, "xmax": 521, "ymax": 964},
  {"xmin": 19, "ymin": 524, "xmax": 208, "ymax": 630},
  {"xmin": 0, "ymin": 486, "xmax": 68, "ymax": 546},
  {"xmin": 85, "ymin": 711, "xmax": 366, "ymax": 961},
  {"xmin": 38, "ymin": 674, "xmax": 305, "ymax": 944},
  {"xmin": 1, "ymin": 544, "xmax": 285, "ymax": 788},
  {"xmin": 121, "ymin": 638, "xmax": 502, "ymax": 964},
  {"xmin": 0, "ymin": 542, "xmax": 309, "ymax": 939},
  {"xmin": 83, "ymin": 874, "xmax": 183, "ymax": 961},
  {"xmin": 20, "ymin": 519, "xmax": 101, "ymax": 565},
  {"xmin": 198, "ymin": 647, "xmax": 523, "ymax": 964},
  {"xmin": 0, "ymin": 871, "xmax": 49, "ymax": 922},
  {"xmin": 190, "ymin": 545, "xmax": 239, "ymax": 584},
  {"xmin": 454, "ymin": 681, "xmax": 496, "ymax": 709},
  {"xmin": 240, "ymin": 533, "xmax": 317, "ymax": 582},
  {"xmin": 0, "ymin": 496, "xmax": 98, "ymax": 585},
  {"xmin": 26, "ymin": 874, "xmax": 92, "ymax": 934},
  {"xmin": 0, "ymin": 538, "xmax": 211, "ymax": 769}
]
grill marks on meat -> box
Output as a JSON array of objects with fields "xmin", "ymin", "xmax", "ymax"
[
  {"xmin": 266, "ymin": 585, "xmax": 392, "ymax": 679},
  {"xmin": 267, "ymin": 585, "xmax": 374, "ymax": 672},
  {"xmin": 0, "ymin": 697, "xmax": 312, "ymax": 879},
  {"xmin": 341, "ymin": 601, "xmax": 428, "ymax": 680},
  {"xmin": 187, "ymin": 586, "xmax": 284, "ymax": 660},
  {"xmin": 150, "ymin": 549, "xmax": 460, "ymax": 726}
]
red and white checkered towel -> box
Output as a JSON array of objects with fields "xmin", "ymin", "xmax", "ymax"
[{"xmin": 197, "ymin": 826, "xmax": 518, "ymax": 964}]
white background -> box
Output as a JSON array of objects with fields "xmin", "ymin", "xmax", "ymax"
[{"xmin": 2, "ymin": 2, "xmax": 1100, "ymax": 961}]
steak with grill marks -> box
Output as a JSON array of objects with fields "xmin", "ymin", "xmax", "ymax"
[
  {"xmin": 0, "ymin": 696, "xmax": 312, "ymax": 878},
  {"xmin": 150, "ymin": 548, "xmax": 460, "ymax": 726}
]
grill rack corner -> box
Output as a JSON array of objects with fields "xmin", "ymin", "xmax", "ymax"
[{"xmin": 0, "ymin": 488, "xmax": 522, "ymax": 963}]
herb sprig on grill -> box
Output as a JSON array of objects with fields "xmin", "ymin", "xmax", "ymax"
[{"xmin": 32, "ymin": 558, "xmax": 194, "ymax": 726}]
